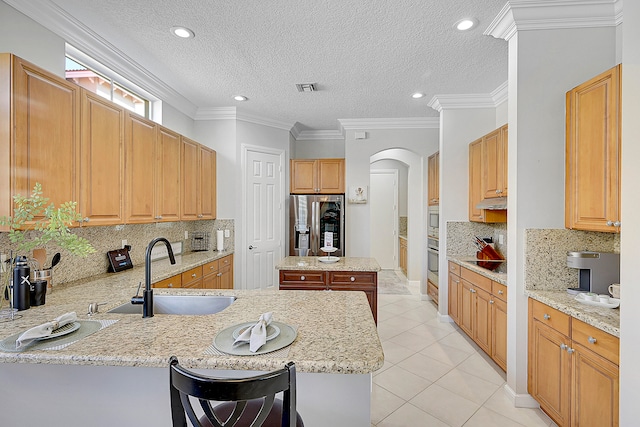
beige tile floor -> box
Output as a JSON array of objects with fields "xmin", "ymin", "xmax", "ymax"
[{"xmin": 372, "ymin": 272, "xmax": 557, "ymax": 427}]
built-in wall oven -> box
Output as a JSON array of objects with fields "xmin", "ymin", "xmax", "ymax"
[
  {"xmin": 428, "ymin": 205, "xmax": 439, "ymax": 239},
  {"xmin": 427, "ymin": 237, "xmax": 439, "ymax": 285}
]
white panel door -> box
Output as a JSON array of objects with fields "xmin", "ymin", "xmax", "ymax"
[
  {"xmin": 370, "ymin": 169, "xmax": 398, "ymax": 269},
  {"xmin": 245, "ymin": 149, "xmax": 282, "ymax": 290}
]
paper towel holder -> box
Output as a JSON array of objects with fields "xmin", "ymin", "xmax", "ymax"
[{"xmin": 216, "ymin": 230, "xmax": 225, "ymax": 252}]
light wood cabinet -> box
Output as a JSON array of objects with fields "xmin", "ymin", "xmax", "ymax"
[
  {"xmin": 79, "ymin": 89, "xmax": 125, "ymax": 226},
  {"xmin": 202, "ymin": 254, "xmax": 234, "ymax": 289},
  {"xmin": 565, "ymin": 64, "xmax": 621, "ymax": 233},
  {"xmin": 156, "ymin": 127, "xmax": 182, "ymax": 222},
  {"xmin": 399, "ymin": 237, "xmax": 407, "ymax": 275},
  {"xmin": 279, "ymin": 270, "xmax": 377, "ymax": 323},
  {"xmin": 427, "ymin": 151, "xmax": 439, "ymax": 206},
  {"xmin": 468, "ymin": 138, "xmax": 484, "ymax": 222},
  {"xmin": 468, "ymin": 133, "xmax": 507, "ymax": 223},
  {"xmin": 449, "ymin": 262, "xmax": 507, "ymax": 371},
  {"xmin": 182, "ymin": 138, "xmax": 216, "ymax": 220},
  {"xmin": 483, "ymin": 126, "xmax": 508, "ymax": 198},
  {"xmin": 528, "ymin": 298, "xmax": 619, "ymax": 427},
  {"xmin": 1, "ymin": 54, "xmax": 81, "ymax": 227},
  {"xmin": 198, "ymin": 145, "xmax": 217, "ymax": 220},
  {"xmin": 290, "ymin": 158, "xmax": 345, "ymax": 194},
  {"xmin": 152, "ymin": 274, "xmax": 182, "ymax": 289}
]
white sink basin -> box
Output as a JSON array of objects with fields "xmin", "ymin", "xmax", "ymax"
[{"xmin": 108, "ymin": 294, "xmax": 236, "ymax": 315}]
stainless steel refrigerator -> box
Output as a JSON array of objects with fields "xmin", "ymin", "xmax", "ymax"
[{"xmin": 289, "ymin": 195, "xmax": 345, "ymax": 257}]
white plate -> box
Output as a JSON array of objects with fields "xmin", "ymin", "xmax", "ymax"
[
  {"xmin": 320, "ymin": 246, "xmax": 337, "ymax": 253},
  {"xmin": 318, "ymin": 256, "xmax": 339, "ymax": 263},
  {"xmin": 38, "ymin": 322, "xmax": 81, "ymax": 340},
  {"xmin": 231, "ymin": 323, "xmax": 280, "ymax": 342},
  {"xmin": 574, "ymin": 294, "xmax": 620, "ymax": 308}
]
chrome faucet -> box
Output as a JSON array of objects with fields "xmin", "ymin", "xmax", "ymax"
[{"xmin": 131, "ymin": 237, "xmax": 176, "ymax": 318}]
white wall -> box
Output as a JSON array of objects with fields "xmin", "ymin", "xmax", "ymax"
[
  {"xmin": 162, "ymin": 103, "xmax": 195, "ymax": 139},
  {"xmin": 620, "ymin": 3, "xmax": 640, "ymax": 423},
  {"xmin": 292, "ymin": 138, "xmax": 345, "ymax": 158},
  {"xmin": 0, "ymin": 2, "xmax": 65, "ymax": 75},
  {"xmin": 371, "ymin": 159, "xmax": 408, "ymax": 216}
]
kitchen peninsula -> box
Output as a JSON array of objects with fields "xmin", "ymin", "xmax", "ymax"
[
  {"xmin": 0, "ymin": 252, "xmax": 383, "ymax": 427},
  {"xmin": 276, "ymin": 256, "xmax": 381, "ymax": 323}
]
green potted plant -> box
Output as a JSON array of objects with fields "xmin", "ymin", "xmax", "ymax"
[{"xmin": 0, "ymin": 183, "xmax": 96, "ymax": 308}]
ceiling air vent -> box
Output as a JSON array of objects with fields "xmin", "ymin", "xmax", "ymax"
[{"xmin": 296, "ymin": 83, "xmax": 317, "ymax": 92}]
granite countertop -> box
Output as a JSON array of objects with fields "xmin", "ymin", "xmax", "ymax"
[
  {"xmin": 447, "ymin": 256, "xmax": 507, "ymax": 285},
  {"xmin": 276, "ymin": 257, "xmax": 381, "ymax": 272},
  {"xmin": 526, "ymin": 290, "xmax": 620, "ymax": 337},
  {"xmin": 399, "ymin": 235, "xmax": 407, "ymax": 240},
  {"xmin": 0, "ymin": 251, "xmax": 383, "ymax": 374}
]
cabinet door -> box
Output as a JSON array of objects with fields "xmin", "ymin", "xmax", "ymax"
[
  {"xmin": 571, "ymin": 343, "xmax": 619, "ymax": 427},
  {"xmin": 11, "ymin": 56, "xmax": 81, "ymax": 224},
  {"xmin": 80, "ymin": 89, "xmax": 125, "ymax": 226},
  {"xmin": 317, "ymin": 159, "xmax": 345, "ymax": 194},
  {"xmin": 491, "ymin": 297, "xmax": 507, "ymax": 371},
  {"xmin": 181, "ymin": 137, "xmax": 199, "ymax": 220},
  {"xmin": 219, "ymin": 263, "xmax": 233, "ymax": 289},
  {"xmin": 499, "ymin": 125, "xmax": 508, "ymax": 196},
  {"xmin": 428, "ymin": 152, "xmax": 439, "ymax": 205},
  {"xmin": 468, "ymin": 138, "xmax": 484, "ymax": 222},
  {"xmin": 152, "ymin": 274, "xmax": 182, "ymax": 289},
  {"xmin": 157, "ymin": 126, "xmax": 181, "ymax": 222},
  {"xmin": 529, "ymin": 320, "xmax": 571, "ymax": 427},
  {"xmin": 198, "ymin": 145, "xmax": 216, "ymax": 219},
  {"xmin": 125, "ymin": 113, "xmax": 156, "ymax": 223},
  {"xmin": 565, "ymin": 65, "xmax": 621, "ymax": 233},
  {"xmin": 483, "ymin": 128, "xmax": 507, "ymax": 199},
  {"xmin": 448, "ymin": 272, "xmax": 461, "ymax": 324},
  {"xmin": 290, "ymin": 159, "xmax": 317, "ymax": 193},
  {"xmin": 473, "ymin": 287, "xmax": 492, "ymax": 355},
  {"xmin": 399, "ymin": 238, "xmax": 407, "ymax": 274},
  {"xmin": 460, "ymin": 280, "xmax": 474, "ymax": 336}
]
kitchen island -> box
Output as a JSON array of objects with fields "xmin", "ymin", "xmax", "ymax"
[
  {"xmin": 276, "ymin": 256, "xmax": 381, "ymax": 323},
  {"xmin": 0, "ymin": 253, "xmax": 383, "ymax": 427}
]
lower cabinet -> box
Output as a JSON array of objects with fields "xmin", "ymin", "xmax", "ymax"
[
  {"xmin": 448, "ymin": 261, "xmax": 507, "ymax": 371},
  {"xmin": 528, "ymin": 298, "xmax": 619, "ymax": 427},
  {"xmin": 279, "ymin": 270, "xmax": 378, "ymax": 323},
  {"xmin": 151, "ymin": 255, "xmax": 234, "ymax": 290},
  {"xmin": 427, "ymin": 280, "xmax": 439, "ymax": 305},
  {"xmin": 399, "ymin": 237, "xmax": 407, "ymax": 275}
]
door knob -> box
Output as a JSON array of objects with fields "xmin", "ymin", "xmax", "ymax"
[{"xmin": 249, "ymin": 245, "xmax": 257, "ymax": 250}]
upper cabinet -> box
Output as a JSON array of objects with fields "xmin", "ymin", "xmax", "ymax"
[
  {"xmin": 290, "ymin": 158, "xmax": 345, "ymax": 194},
  {"xmin": 468, "ymin": 125, "xmax": 508, "ymax": 223},
  {"xmin": 428, "ymin": 151, "xmax": 439, "ymax": 206},
  {"xmin": 565, "ymin": 64, "xmax": 621, "ymax": 233},
  {"xmin": 1, "ymin": 54, "xmax": 81, "ymax": 227},
  {"xmin": 182, "ymin": 138, "xmax": 216, "ymax": 220}
]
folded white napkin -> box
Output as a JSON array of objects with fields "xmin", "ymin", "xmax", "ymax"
[
  {"xmin": 233, "ymin": 312, "xmax": 273, "ymax": 352},
  {"xmin": 16, "ymin": 312, "xmax": 78, "ymax": 349}
]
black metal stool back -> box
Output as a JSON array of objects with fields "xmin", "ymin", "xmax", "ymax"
[{"xmin": 169, "ymin": 356, "xmax": 302, "ymax": 427}]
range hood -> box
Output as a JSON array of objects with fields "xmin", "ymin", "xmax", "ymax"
[{"xmin": 476, "ymin": 197, "xmax": 508, "ymax": 210}]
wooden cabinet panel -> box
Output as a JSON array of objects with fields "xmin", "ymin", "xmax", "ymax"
[
  {"xmin": 461, "ymin": 267, "xmax": 492, "ymax": 293},
  {"xmin": 399, "ymin": 237, "xmax": 407, "ymax": 275},
  {"xmin": 491, "ymin": 297, "xmax": 507, "ymax": 371},
  {"xmin": 492, "ymin": 281, "xmax": 507, "ymax": 302},
  {"xmin": 460, "ymin": 280, "xmax": 474, "ymax": 336},
  {"xmin": 279, "ymin": 270, "xmax": 326, "ymax": 286},
  {"xmin": 125, "ymin": 113, "xmax": 156, "ymax": 223},
  {"xmin": 290, "ymin": 159, "xmax": 317, "ymax": 193},
  {"xmin": 571, "ymin": 318, "xmax": 619, "ymax": 365},
  {"xmin": 427, "ymin": 280, "xmax": 439, "ymax": 305},
  {"xmin": 428, "ymin": 151, "xmax": 439, "ymax": 205},
  {"xmin": 473, "ymin": 287, "xmax": 492, "ymax": 354},
  {"xmin": 531, "ymin": 298, "xmax": 571, "ymax": 337},
  {"xmin": 198, "ymin": 145, "xmax": 216, "ymax": 219},
  {"xmin": 181, "ymin": 137, "xmax": 199, "ymax": 220},
  {"xmin": 6, "ymin": 55, "xmax": 81, "ymax": 225},
  {"xmin": 290, "ymin": 159, "xmax": 345, "ymax": 194},
  {"xmin": 317, "ymin": 158, "xmax": 345, "ymax": 194},
  {"xmin": 156, "ymin": 126, "xmax": 181, "ymax": 222},
  {"xmin": 566, "ymin": 65, "xmax": 621, "ymax": 233},
  {"xmin": 448, "ymin": 262, "xmax": 461, "ymax": 276},
  {"xmin": 448, "ymin": 270, "xmax": 461, "ymax": 324},
  {"xmin": 181, "ymin": 266, "xmax": 203, "ymax": 288},
  {"xmin": 152, "ymin": 274, "xmax": 182, "ymax": 289},
  {"xmin": 202, "ymin": 254, "xmax": 233, "ymax": 289},
  {"xmin": 79, "ymin": 89, "xmax": 125, "ymax": 226},
  {"xmin": 483, "ymin": 126, "xmax": 508, "ymax": 198},
  {"xmin": 468, "ymin": 138, "xmax": 484, "ymax": 222}
]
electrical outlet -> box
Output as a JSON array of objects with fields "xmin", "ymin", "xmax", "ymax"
[
  {"xmin": 184, "ymin": 231, "xmax": 189, "ymax": 240},
  {"xmin": 498, "ymin": 234, "xmax": 504, "ymax": 244},
  {"xmin": 224, "ymin": 229, "xmax": 230, "ymax": 238},
  {"xmin": 121, "ymin": 239, "xmax": 128, "ymax": 248}
]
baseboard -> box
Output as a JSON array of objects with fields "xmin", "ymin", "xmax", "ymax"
[
  {"xmin": 503, "ymin": 384, "xmax": 540, "ymax": 408},
  {"xmin": 437, "ymin": 312, "xmax": 454, "ymax": 323},
  {"xmin": 408, "ymin": 279, "xmax": 420, "ymax": 288},
  {"xmin": 420, "ymin": 293, "xmax": 431, "ymax": 301}
]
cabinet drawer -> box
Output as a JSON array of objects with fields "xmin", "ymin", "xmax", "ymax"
[
  {"xmin": 219, "ymin": 255, "xmax": 232, "ymax": 268},
  {"xmin": 461, "ymin": 267, "xmax": 492, "ymax": 293},
  {"xmin": 182, "ymin": 266, "xmax": 203, "ymax": 285},
  {"xmin": 572, "ymin": 318, "xmax": 619, "ymax": 365},
  {"xmin": 203, "ymin": 259, "xmax": 219, "ymax": 275},
  {"xmin": 448, "ymin": 262, "xmax": 461, "ymax": 276},
  {"xmin": 279, "ymin": 270, "xmax": 326, "ymax": 285},
  {"xmin": 328, "ymin": 272, "xmax": 376, "ymax": 286},
  {"xmin": 427, "ymin": 280, "xmax": 439, "ymax": 304},
  {"xmin": 152, "ymin": 274, "xmax": 182, "ymax": 289},
  {"xmin": 492, "ymin": 281, "xmax": 507, "ymax": 302},
  {"xmin": 530, "ymin": 299, "xmax": 570, "ymax": 336}
]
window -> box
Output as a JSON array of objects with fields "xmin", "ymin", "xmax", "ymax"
[{"xmin": 65, "ymin": 45, "xmax": 153, "ymax": 119}]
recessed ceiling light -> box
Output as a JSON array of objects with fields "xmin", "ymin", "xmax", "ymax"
[
  {"xmin": 411, "ymin": 92, "xmax": 425, "ymax": 99},
  {"xmin": 233, "ymin": 95, "xmax": 248, "ymax": 101},
  {"xmin": 454, "ymin": 18, "xmax": 478, "ymax": 31},
  {"xmin": 171, "ymin": 26, "xmax": 195, "ymax": 38}
]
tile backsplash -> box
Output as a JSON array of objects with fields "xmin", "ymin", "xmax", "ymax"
[
  {"xmin": 446, "ymin": 221, "xmax": 507, "ymax": 257},
  {"xmin": 0, "ymin": 219, "xmax": 234, "ymax": 285},
  {"xmin": 399, "ymin": 216, "xmax": 408, "ymax": 237}
]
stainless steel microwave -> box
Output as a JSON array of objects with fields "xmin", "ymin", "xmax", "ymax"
[{"xmin": 428, "ymin": 206, "xmax": 439, "ymax": 238}]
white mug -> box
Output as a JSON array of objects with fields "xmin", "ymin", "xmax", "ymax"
[{"xmin": 608, "ymin": 283, "xmax": 620, "ymax": 299}]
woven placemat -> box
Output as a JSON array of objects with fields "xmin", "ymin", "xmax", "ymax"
[
  {"xmin": 204, "ymin": 325, "xmax": 298, "ymax": 358},
  {"xmin": 0, "ymin": 319, "xmax": 118, "ymax": 353}
]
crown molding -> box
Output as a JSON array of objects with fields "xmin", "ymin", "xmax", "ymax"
[
  {"xmin": 485, "ymin": 0, "xmax": 622, "ymax": 41},
  {"xmin": 4, "ymin": 0, "xmax": 198, "ymax": 117},
  {"xmin": 338, "ymin": 118, "xmax": 439, "ymax": 132},
  {"xmin": 294, "ymin": 129, "xmax": 345, "ymax": 141},
  {"xmin": 193, "ymin": 107, "xmax": 237, "ymax": 121},
  {"xmin": 492, "ymin": 81, "xmax": 509, "ymax": 107},
  {"xmin": 236, "ymin": 111, "xmax": 295, "ymax": 131}
]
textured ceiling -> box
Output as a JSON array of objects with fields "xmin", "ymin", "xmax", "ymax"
[{"xmin": 43, "ymin": 0, "xmax": 508, "ymax": 131}]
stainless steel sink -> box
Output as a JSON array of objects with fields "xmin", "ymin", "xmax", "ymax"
[{"xmin": 108, "ymin": 295, "xmax": 236, "ymax": 315}]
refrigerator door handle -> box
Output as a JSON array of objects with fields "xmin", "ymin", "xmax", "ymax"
[{"xmin": 312, "ymin": 200, "xmax": 320, "ymax": 256}]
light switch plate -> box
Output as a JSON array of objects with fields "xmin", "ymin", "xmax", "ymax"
[{"xmin": 224, "ymin": 229, "xmax": 230, "ymax": 238}]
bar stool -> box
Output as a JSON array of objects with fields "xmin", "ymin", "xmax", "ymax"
[{"xmin": 169, "ymin": 356, "xmax": 304, "ymax": 427}]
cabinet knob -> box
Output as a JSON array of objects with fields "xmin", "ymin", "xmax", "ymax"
[
  {"xmin": 350, "ymin": 276, "xmax": 355, "ymax": 282},
  {"xmin": 489, "ymin": 300, "xmax": 494, "ymax": 304},
  {"xmin": 588, "ymin": 336, "xmax": 597, "ymax": 344},
  {"xmin": 495, "ymin": 190, "xmax": 500, "ymax": 194},
  {"xmin": 613, "ymin": 221, "xmax": 621, "ymax": 227},
  {"xmin": 543, "ymin": 314, "xmax": 551, "ymax": 320},
  {"xmin": 470, "ymin": 289, "xmax": 476, "ymax": 293},
  {"xmin": 560, "ymin": 343, "xmax": 568, "ymax": 350},
  {"xmin": 168, "ymin": 283, "xmax": 173, "ymax": 288},
  {"xmin": 83, "ymin": 217, "xmax": 90, "ymax": 223},
  {"xmin": 566, "ymin": 347, "xmax": 575, "ymax": 354},
  {"xmin": 454, "ymin": 279, "xmax": 460, "ymax": 284},
  {"xmin": 197, "ymin": 214, "xmax": 204, "ymax": 218},
  {"xmin": 217, "ymin": 273, "xmax": 222, "ymax": 277},
  {"xmin": 498, "ymin": 290, "xmax": 504, "ymax": 295},
  {"xmin": 210, "ymin": 266, "xmax": 215, "ymax": 270},
  {"xmin": 300, "ymin": 276, "xmax": 306, "ymax": 281},
  {"xmin": 191, "ymin": 273, "xmax": 197, "ymax": 278}
]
